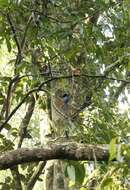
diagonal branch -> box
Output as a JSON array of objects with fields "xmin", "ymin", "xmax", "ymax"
[
  {"xmin": 18, "ymin": 94, "xmax": 35, "ymax": 148},
  {"xmin": 21, "ymin": 14, "xmax": 32, "ymax": 51},
  {"xmin": 0, "ymin": 88, "xmax": 38, "ymax": 132},
  {"xmin": 10, "ymin": 166, "xmax": 23, "ymax": 190},
  {"xmin": 26, "ymin": 161, "xmax": 46, "ymax": 190},
  {"xmin": 7, "ymin": 13, "xmax": 32, "ymax": 69},
  {"xmin": 5, "ymin": 75, "xmax": 19, "ymax": 119},
  {"xmin": 6, "ymin": 13, "xmax": 21, "ymax": 54},
  {"xmin": 114, "ymin": 81, "xmax": 127, "ymax": 99}
]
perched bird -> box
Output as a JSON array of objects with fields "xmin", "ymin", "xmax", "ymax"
[
  {"xmin": 62, "ymin": 93, "xmax": 70, "ymax": 113},
  {"xmin": 62, "ymin": 93, "xmax": 70, "ymax": 104},
  {"xmin": 53, "ymin": 90, "xmax": 70, "ymax": 116}
]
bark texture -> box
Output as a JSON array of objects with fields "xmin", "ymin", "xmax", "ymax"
[{"xmin": 0, "ymin": 143, "xmax": 109, "ymax": 170}]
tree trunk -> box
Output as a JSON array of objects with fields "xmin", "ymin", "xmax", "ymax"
[
  {"xmin": 41, "ymin": 72, "xmax": 92, "ymax": 189},
  {"xmin": 41, "ymin": 79, "xmax": 70, "ymax": 190}
]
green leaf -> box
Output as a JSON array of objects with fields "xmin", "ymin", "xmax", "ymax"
[
  {"xmin": 21, "ymin": 164, "xmax": 28, "ymax": 171},
  {"xmin": 5, "ymin": 176, "xmax": 11, "ymax": 183},
  {"xmin": 38, "ymin": 177, "xmax": 43, "ymax": 181},
  {"xmin": 64, "ymin": 45, "xmax": 81, "ymax": 59},
  {"xmin": 128, "ymin": 60, "xmax": 130, "ymax": 71},
  {"xmin": 124, "ymin": 148, "xmax": 130, "ymax": 161},
  {"xmin": 5, "ymin": 36, "xmax": 11, "ymax": 52},
  {"xmin": 101, "ymin": 177, "xmax": 113, "ymax": 188},
  {"xmin": 4, "ymin": 123, "xmax": 11, "ymax": 130},
  {"xmin": 80, "ymin": 187, "xmax": 86, "ymax": 190},
  {"xmin": 0, "ymin": 97, "xmax": 4, "ymax": 105},
  {"xmin": 11, "ymin": 131, "xmax": 18, "ymax": 137},
  {"xmin": 109, "ymin": 138, "xmax": 117, "ymax": 161},
  {"xmin": 0, "ymin": 0, "xmax": 9, "ymax": 7},
  {"xmin": 67, "ymin": 165, "xmax": 75, "ymax": 182},
  {"xmin": 104, "ymin": 0, "xmax": 110, "ymax": 4},
  {"xmin": 0, "ymin": 134, "xmax": 4, "ymax": 138},
  {"xmin": 66, "ymin": 162, "xmax": 85, "ymax": 184},
  {"xmin": 75, "ymin": 163, "xmax": 85, "ymax": 184}
]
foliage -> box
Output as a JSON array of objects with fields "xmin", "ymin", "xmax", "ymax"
[{"xmin": 0, "ymin": 0, "xmax": 130, "ymax": 189}]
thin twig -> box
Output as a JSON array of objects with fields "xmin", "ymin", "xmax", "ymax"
[
  {"xmin": 0, "ymin": 88, "xmax": 38, "ymax": 132},
  {"xmin": 6, "ymin": 13, "xmax": 21, "ymax": 54},
  {"xmin": 5, "ymin": 75, "xmax": 19, "ymax": 119},
  {"xmin": 21, "ymin": 14, "xmax": 33, "ymax": 51}
]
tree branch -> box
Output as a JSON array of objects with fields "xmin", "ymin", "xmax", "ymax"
[
  {"xmin": 10, "ymin": 166, "xmax": 23, "ymax": 190},
  {"xmin": 0, "ymin": 88, "xmax": 38, "ymax": 132},
  {"xmin": 20, "ymin": 14, "xmax": 32, "ymax": 51},
  {"xmin": 5, "ymin": 75, "xmax": 19, "ymax": 119},
  {"xmin": 18, "ymin": 94, "xmax": 35, "ymax": 148},
  {"xmin": 114, "ymin": 81, "xmax": 127, "ymax": 99},
  {"xmin": 0, "ymin": 143, "xmax": 109, "ymax": 170},
  {"xmin": 6, "ymin": 13, "xmax": 21, "ymax": 54},
  {"xmin": 26, "ymin": 161, "xmax": 46, "ymax": 190}
]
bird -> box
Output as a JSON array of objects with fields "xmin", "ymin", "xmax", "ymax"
[
  {"xmin": 62, "ymin": 93, "xmax": 70, "ymax": 104},
  {"xmin": 61, "ymin": 93, "xmax": 70, "ymax": 112}
]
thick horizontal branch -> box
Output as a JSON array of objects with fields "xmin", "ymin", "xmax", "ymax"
[{"xmin": 0, "ymin": 143, "xmax": 109, "ymax": 170}]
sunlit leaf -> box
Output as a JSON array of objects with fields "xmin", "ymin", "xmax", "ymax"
[
  {"xmin": 75, "ymin": 163, "xmax": 85, "ymax": 184},
  {"xmin": 109, "ymin": 138, "xmax": 117, "ymax": 161},
  {"xmin": 128, "ymin": 60, "xmax": 130, "ymax": 71},
  {"xmin": 67, "ymin": 165, "xmax": 75, "ymax": 182},
  {"xmin": 101, "ymin": 177, "xmax": 113, "ymax": 188}
]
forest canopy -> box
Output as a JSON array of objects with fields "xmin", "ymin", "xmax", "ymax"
[{"xmin": 0, "ymin": 0, "xmax": 130, "ymax": 190}]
